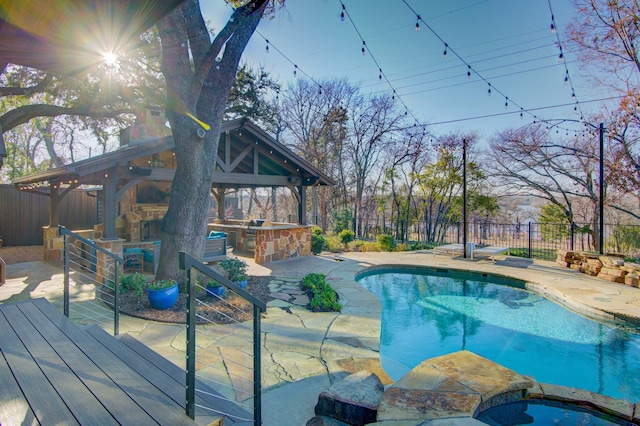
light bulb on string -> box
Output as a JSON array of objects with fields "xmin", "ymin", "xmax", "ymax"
[
  {"xmin": 361, "ymin": 41, "xmax": 366, "ymax": 55},
  {"xmin": 318, "ymin": 85, "xmax": 322, "ymax": 95},
  {"xmin": 340, "ymin": 4, "xmax": 345, "ymax": 21},
  {"xmin": 443, "ymin": 43, "xmax": 448, "ymax": 59},
  {"xmin": 293, "ymin": 64, "xmax": 298, "ymax": 77},
  {"xmin": 572, "ymin": 91, "xmax": 575, "ymax": 99},
  {"xmin": 379, "ymin": 68, "xmax": 382, "ymax": 80},
  {"xmin": 550, "ymin": 16, "xmax": 556, "ymax": 33},
  {"xmin": 520, "ymin": 108, "xmax": 523, "ymax": 119},
  {"xmin": 564, "ymin": 73, "xmax": 569, "ymax": 84},
  {"xmin": 504, "ymin": 97, "xmax": 509, "ymax": 109},
  {"xmin": 487, "ymin": 83, "xmax": 492, "ymax": 96},
  {"xmin": 265, "ymin": 40, "xmax": 269, "ymax": 53},
  {"xmin": 415, "ymin": 15, "xmax": 420, "ymax": 31},
  {"xmin": 558, "ymin": 51, "xmax": 564, "ymax": 62},
  {"xmin": 467, "ymin": 65, "xmax": 471, "ymax": 79},
  {"xmin": 392, "ymin": 90, "xmax": 396, "ymax": 100}
]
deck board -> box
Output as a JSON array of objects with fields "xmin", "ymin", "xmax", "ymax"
[{"xmin": 0, "ymin": 298, "xmax": 197, "ymax": 425}]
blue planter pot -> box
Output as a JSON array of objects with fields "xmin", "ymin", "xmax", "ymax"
[
  {"xmin": 147, "ymin": 283, "xmax": 178, "ymax": 310},
  {"xmin": 206, "ymin": 285, "xmax": 226, "ymax": 298},
  {"xmin": 235, "ymin": 279, "xmax": 248, "ymax": 289}
]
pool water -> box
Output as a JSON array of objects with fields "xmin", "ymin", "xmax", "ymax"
[
  {"xmin": 477, "ymin": 400, "xmax": 628, "ymax": 425},
  {"xmin": 357, "ymin": 269, "xmax": 640, "ymax": 403}
]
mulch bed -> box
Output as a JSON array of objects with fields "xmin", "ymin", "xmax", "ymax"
[{"xmin": 105, "ymin": 275, "xmax": 278, "ymax": 324}]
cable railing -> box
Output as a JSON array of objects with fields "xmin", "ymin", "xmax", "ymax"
[
  {"xmin": 60, "ymin": 225, "xmax": 123, "ymax": 335},
  {"xmin": 179, "ymin": 251, "xmax": 266, "ymax": 425}
]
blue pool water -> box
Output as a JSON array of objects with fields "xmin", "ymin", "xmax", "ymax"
[{"xmin": 357, "ymin": 268, "xmax": 640, "ymax": 403}]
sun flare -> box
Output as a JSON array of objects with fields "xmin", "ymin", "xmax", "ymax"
[{"xmin": 103, "ymin": 52, "xmax": 118, "ymax": 66}]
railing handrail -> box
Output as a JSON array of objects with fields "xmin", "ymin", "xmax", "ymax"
[
  {"xmin": 59, "ymin": 225, "xmax": 124, "ymax": 263},
  {"xmin": 179, "ymin": 251, "xmax": 265, "ymax": 425},
  {"xmin": 60, "ymin": 225, "xmax": 123, "ymax": 335}
]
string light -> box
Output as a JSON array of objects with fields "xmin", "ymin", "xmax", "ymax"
[
  {"xmin": 550, "ymin": 15, "xmax": 556, "ymax": 33},
  {"xmin": 443, "ymin": 43, "xmax": 448, "ymax": 59},
  {"xmin": 265, "ymin": 39, "xmax": 269, "ymax": 53},
  {"xmin": 293, "ymin": 64, "xmax": 297, "ymax": 77},
  {"xmin": 467, "ymin": 65, "xmax": 471, "ymax": 79},
  {"xmin": 361, "ymin": 40, "xmax": 366, "ymax": 55},
  {"xmin": 504, "ymin": 97, "xmax": 509, "ymax": 109},
  {"xmin": 340, "ymin": 4, "xmax": 345, "ymax": 21},
  {"xmin": 415, "ymin": 15, "xmax": 420, "ymax": 31},
  {"xmin": 487, "ymin": 83, "xmax": 492, "ymax": 96},
  {"xmin": 378, "ymin": 68, "xmax": 382, "ymax": 80},
  {"xmin": 558, "ymin": 50, "xmax": 564, "ymax": 62}
]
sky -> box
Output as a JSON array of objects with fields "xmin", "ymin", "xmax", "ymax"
[{"xmin": 201, "ymin": 0, "xmax": 606, "ymax": 143}]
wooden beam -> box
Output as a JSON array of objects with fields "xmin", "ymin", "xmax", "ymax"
[
  {"xmin": 211, "ymin": 173, "xmax": 300, "ymax": 186},
  {"xmin": 228, "ymin": 144, "xmax": 253, "ymax": 172}
]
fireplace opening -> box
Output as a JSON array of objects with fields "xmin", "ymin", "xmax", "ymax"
[{"xmin": 141, "ymin": 219, "xmax": 163, "ymax": 241}]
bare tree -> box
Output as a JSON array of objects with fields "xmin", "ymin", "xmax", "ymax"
[
  {"xmin": 567, "ymin": 0, "xmax": 640, "ymax": 213},
  {"xmin": 344, "ymin": 92, "xmax": 406, "ymax": 237},
  {"xmin": 487, "ymin": 124, "xmax": 611, "ymax": 247}
]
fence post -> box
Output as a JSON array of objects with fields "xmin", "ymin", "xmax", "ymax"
[
  {"xmin": 570, "ymin": 222, "xmax": 575, "ymax": 251},
  {"xmin": 527, "ymin": 222, "xmax": 532, "ymax": 259}
]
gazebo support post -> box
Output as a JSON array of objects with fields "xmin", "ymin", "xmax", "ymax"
[{"xmin": 298, "ymin": 185, "xmax": 307, "ymax": 225}]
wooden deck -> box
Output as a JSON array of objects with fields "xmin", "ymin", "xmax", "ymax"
[{"xmin": 0, "ymin": 298, "xmax": 250, "ymax": 425}]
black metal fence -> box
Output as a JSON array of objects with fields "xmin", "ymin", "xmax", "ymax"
[{"xmin": 356, "ymin": 219, "xmax": 640, "ymax": 261}]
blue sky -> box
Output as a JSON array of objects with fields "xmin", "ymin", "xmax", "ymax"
[{"xmin": 202, "ymin": 0, "xmax": 600, "ymax": 142}]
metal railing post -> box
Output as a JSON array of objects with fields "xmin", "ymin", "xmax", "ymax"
[
  {"xmin": 253, "ymin": 304, "xmax": 262, "ymax": 425},
  {"xmin": 113, "ymin": 262, "xmax": 120, "ymax": 336},
  {"xmin": 184, "ymin": 258, "xmax": 196, "ymax": 420},
  {"xmin": 62, "ymin": 228, "xmax": 70, "ymax": 317},
  {"xmin": 570, "ymin": 222, "xmax": 575, "ymax": 251}
]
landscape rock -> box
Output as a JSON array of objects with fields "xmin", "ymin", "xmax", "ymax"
[{"xmin": 314, "ymin": 370, "xmax": 384, "ymax": 426}]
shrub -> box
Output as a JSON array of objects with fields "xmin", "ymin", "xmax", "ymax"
[
  {"xmin": 324, "ymin": 235, "xmax": 344, "ymax": 253},
  {"xmin": 377, "ymin": 234, "xmax": 395, "ymax": 251},
  {"xmin": 358, "ymin": 241, "xmax": 381, "ymax": 252},
  {"xmin": 301, "ymin": 273, "xmax": 341, "ymax": 312},
  {"xmin": 120, "ymin": 273, "xmax": 146, "ymax": 298},
  {"xmin": 312, "ymin": 226, "xmax": 324, "ymax": 236},
  {"xmin": 338, "ymin": 229, "xmax": 355, "ymax": 245},
  {"xmin": 311, "ymin": 233, "xmax": 326, "ymax": 254},
  {"xmin": 220, "ymin": 257, "xmax": 248, "ymax": 282}
]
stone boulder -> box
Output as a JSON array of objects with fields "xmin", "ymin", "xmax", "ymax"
[{"xmin": 314, "ymin": 370, "xmax": 384, "ymax": 426}]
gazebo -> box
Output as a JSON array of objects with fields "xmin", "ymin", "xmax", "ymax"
[{"xmin": 13, "ymin": 116, "xmax": 334, "ymax": 264}]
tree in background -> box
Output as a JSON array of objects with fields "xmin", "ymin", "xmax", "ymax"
[
  {"xmin": 278, "ymin": 78, "xmax": 353, "ymax": 229},
  {"xmin": 567, "ymin": 0, "xmax": 640, "ymax": 219}
]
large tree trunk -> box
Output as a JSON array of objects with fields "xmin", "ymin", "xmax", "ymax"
[{"xmin": 155, "ymin": 0, "xmax": 267, "ymax": 281}]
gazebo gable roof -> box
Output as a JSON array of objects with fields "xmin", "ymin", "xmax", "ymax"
[{"xmin": 12, "ymin": 118, "xmax": 335, "ymax": 190}]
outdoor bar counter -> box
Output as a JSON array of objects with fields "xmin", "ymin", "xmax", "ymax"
[{"xmin": 207, "ymin": 220, "xmax": 312, "ymax": 264}]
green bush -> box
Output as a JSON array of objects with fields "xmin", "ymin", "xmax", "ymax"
[
  {"xmin": 338, "ymin": 229, "xmax": 355, "ymax": 245},
  {"xmin": 301, "ymin": 273, "xmax": 341, "ymax": 312},
  {"xmin": 312, "ymin": 226, "xmax": 324, "ymax": 236},
  {"xmin": 311, "ymin": 233, "xmax": 326, "ymax": 254},
  {"xmin": 324, "ymin": 235, "xmax": 344, "ymax": 253},
  {"xmin": 118, "ymin": 273, "xmax": 146, "ymax": 298},
  {"xmin": 377, "ymin": 234, "xmax": 395, "ymax": 251}
]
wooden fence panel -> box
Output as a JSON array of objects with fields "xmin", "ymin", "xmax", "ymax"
[{"xmin": 0, "ymin": 185, "xmax": 97, "ymax": 246}]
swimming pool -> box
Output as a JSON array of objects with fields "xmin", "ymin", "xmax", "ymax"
[{"xmin": 357, "ymin": 267, "xmax": 640, "ymax": 403}]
